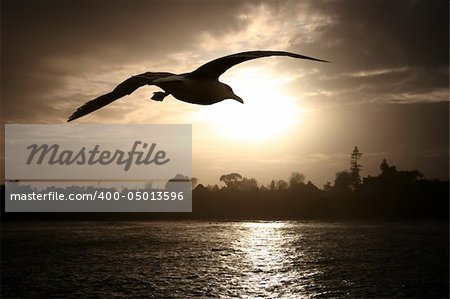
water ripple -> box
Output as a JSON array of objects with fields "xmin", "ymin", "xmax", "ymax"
[{"xmin": 2, "ymin": 221, "xmax": 448, "ymax": 298}]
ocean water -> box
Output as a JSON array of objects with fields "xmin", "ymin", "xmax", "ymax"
[{"xmin": 1, "ymin": 221, "xmax": 448, "ymax": 298}]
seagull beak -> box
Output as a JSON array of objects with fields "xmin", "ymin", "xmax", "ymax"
[{"xmin": 231, "ymin": 94, "xmax": 244, "ymax": 104}]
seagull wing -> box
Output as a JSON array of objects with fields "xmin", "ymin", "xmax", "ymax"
[
  {"xmin": 188, "ymin": 50, "xmax": 329, "ymax": 80},
  {"xmin": 67, "ymin": 72, "xmax": 171, "ymax": 122}
]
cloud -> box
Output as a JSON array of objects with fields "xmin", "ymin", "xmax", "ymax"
[
  {"xmin": 284, "ymin": 0, "xmax": 449, "ymax": 107},
  {"xmin": 197, "ymin": 2, "xmax": 335, "ymax": 52},
  {"xmin": 3, "ymin": 0, "xmax": 447, "ymax": 123},
  {"xmin": 1, "ymin": 0, "xmax": 448, "ymax": 185},
  {"xmin": 349, "ymin": 67, "xmax": 409, "ymax": 78},
  {"xmin": 1, "ymin": 0, "xmax": 248, "ymax": 123}
]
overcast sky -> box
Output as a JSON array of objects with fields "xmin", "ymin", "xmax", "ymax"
[{"xmin": 1, "ymin": 0, "xmax": 448, "ymax": 186}]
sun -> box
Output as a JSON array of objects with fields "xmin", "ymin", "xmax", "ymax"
[{"xmin": 194, "ymin": 67, "xmax": 303, "ymax": 142}]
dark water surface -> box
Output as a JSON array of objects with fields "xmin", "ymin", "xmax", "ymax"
[{"xmin": 2, "ymin": 221, "xmax": 448, "ymax": 298}]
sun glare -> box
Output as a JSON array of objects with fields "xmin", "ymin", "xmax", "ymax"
[{"xmin": 195, "ymin": 67, "xmax": 303, "ymax": 142}]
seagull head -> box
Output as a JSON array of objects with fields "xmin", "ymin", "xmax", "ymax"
[{"xmin": 222, "ymin": 84, "xmax": 244, "ymax": 104}]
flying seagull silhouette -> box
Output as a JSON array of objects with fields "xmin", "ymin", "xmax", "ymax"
[{"xmin": 67, "ymin": 50, "xmax": 328, "ymax": 122}]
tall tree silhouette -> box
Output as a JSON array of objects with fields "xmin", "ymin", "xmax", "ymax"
[
  {"xmin": 380, "ymin": 158, "xmax": 390, "ymax": 173},
  {"xmin": 350, "ymin": 146, "xmax": 363, "ymax": 189},
  {"xmin": 219, "ymin": 173, "xmax": 243, "ymax": 189}
]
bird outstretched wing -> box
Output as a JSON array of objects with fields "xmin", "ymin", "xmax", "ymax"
[
  {"xmin": 188, "ymin": 50, "xmax": 329, "ymax": 80},
  {"xmin": 67, "ymin": 72, "xmax": 172, "ymax": 122}
]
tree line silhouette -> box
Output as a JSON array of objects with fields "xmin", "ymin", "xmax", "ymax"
[
  {"xmin": 191, "ymin": 146, "xmax": 448, "ymax": 219},
  {"xmin": 1, "ymin": 147, "xmax": 448, "ymax": 220}
]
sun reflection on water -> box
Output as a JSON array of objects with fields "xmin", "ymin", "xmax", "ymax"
[
  {"xmin": 225, "ymin": 221, "xmax": 317, "ymax": 297},
  {"xmin": 241, "ymin": 222, "xmax": 286, "ymax": 269},
  {"xmin": 5, "ymin": 222, "xmax": 443, "ymax": 298}
]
